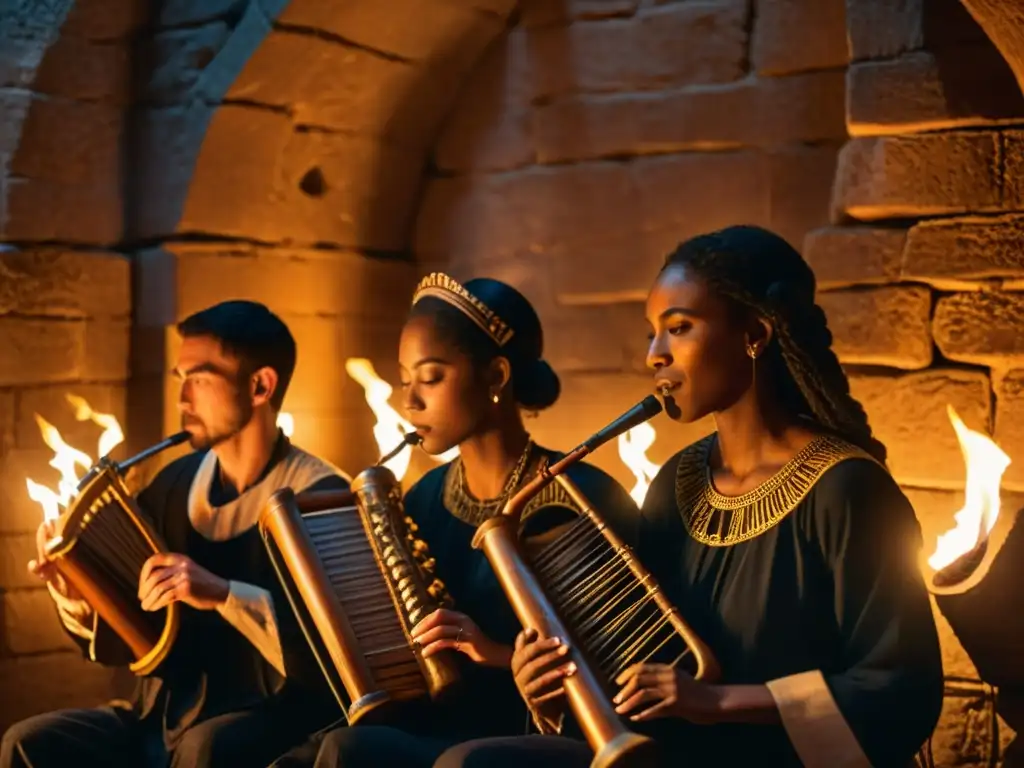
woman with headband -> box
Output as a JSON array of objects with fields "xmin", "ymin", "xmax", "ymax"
[
  {"xmin": 436, "ymin": 226, "xmax": 944, "ymax": 768},
  {"xmin": 270, "ymin": 273, "xmax": 639, "ymax": 768}
]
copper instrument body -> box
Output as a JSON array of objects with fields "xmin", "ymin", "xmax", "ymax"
[
  {"xmin": 472, "ymin": 404, "xmax": 719, "ymax": 768},
  {"xmin": 259, "ymin": 464, "xmax": 460, "ymax": 725}
]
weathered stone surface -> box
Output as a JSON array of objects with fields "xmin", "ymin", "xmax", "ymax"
[
  {"xmin": 831, "ymin": 133, "xmax": 1001, "ymax": 221},
  {"xmin": 994, "ymin": 370, "xmax": 1024, "ymax": 491},
  {"xmin": 0, "ymin": 320, "xmax": 83, "ymax": 387},
  {"xmin": 0, "ymin": 449, "xmax": 65, "ymax": 533},
  {"xmin": 15, "ymin": 385, "xmax": 128, "ymax": 454},
  {"xmin": 83, "ymin": 320, "xmax": 130, "ymax": 382},
  {"xmin": 0, "ymin": 534, "xmax": 36, "ymax": 590},
  {"xmin": 999, "ymin": 131, "xmax": 1024, "ymax": 212},
  {"xmin": 933, "ymin": 292, "xmax": 1024, "ymax": 367},
  {"xmin": 804, "ymin": 227, "xmax": 907, "ymax": 288},
  {"xmin": 3, "ymin": 176, "xmax": 122, "ymax": 244},
  {"xmin": 61, "ymin": 0, "xmax": 147, "ymax": 40},
  {"xmin": 145, "ymin": 21, "xmax": 231, "ymax": 105},
  {"xmin": 929, "ymin": 686, "xmax": 1001, "ymax": 766},
  {"xmin": 180, "ymin": 106, "xmax": 424, "ymax": 250},
  {"xmin": 849, "ymin": 369, "xmax": 991, "ymax": 488},
  {"xmin": 753, "ymin": 0, "xmax": 847, "ymax": 76},
  {"xmin": 277, "ymin": 0, "xmax": 511, "ymax": 66},
  {"xmin": 528, "ymin": 371, "xmax": 714, "ymax": 489},
  {"xmin": 0, "ymin": 249, "xmax": 130, "ymax": 318},
  {"xmin": 542, "ymin": 300, "xmax": 650, "ymax": 375},
  {"xmin": 902, "ymin": 215, "xmax": 1024, "ymax": 286},
  {"xmin": 819, "ymin": 287, "xmax": 933, "ymax": 369},
  {"xmin": 0, "ymin": 389, "xmax": 13, "ymax": 454},
  {"xmin": 766, "ymin": 144, "xmax": 840, "ymax": 251},
  {"xmin": 140, "ymin": 243, "xmax": 418, "ymax": 322},
  {"xmin": 435, "ymin": 28, "xmax": 535, "ymax": 172},
  {"xmin": 847, "ymin": 48, "xmax": 1024, "ymax": 137},
  {"xmin": 520, "ymin": 0, "xmax": 639, "ymax": 27},
  {"xmin": 528, "ymin": 0, "xmax": 748, "ymax": 99},
  {"xmin": 846, "ymin": 0, "xmax": 987, "ymax": 62},
  {"xmin": 0, "ymin": 652, "xmax": 126, "ymax": 735},
  {"xmin": 7, "ymin": 95, "xmax": 121, "ymax": 186},
  {"xmin": 533, "ymin": 69, "xmax": 845, "ymax": 163},
  {"xmin": 2, "ymin": 589, "xmax": 75, "ymax": 655},
  {"xmin": 1, "ymin": 35, "xmax": 130, "ymax": 103},
  {"xmin": 959, "ymin": 0, "xmax": 1024, "ymax": 100}
]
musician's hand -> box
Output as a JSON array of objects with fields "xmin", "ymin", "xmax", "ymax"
[
  {"xmin": 613, "ymin": 663, "xmax": 723, "ymax": 724},
  {"xmin": 511, "ymin": 628, "xmax": 574, "ymax": 728},
  {"xmin": 410, "ymin": 609, "xmax": 511, "ymax": 668},
  {"xmin": 138, "ymin": 553, "xmax": 230, "ymax": 612},
  {"xmin": 28, "ymin": 520, "xmax": 82, "ymax": 601}
]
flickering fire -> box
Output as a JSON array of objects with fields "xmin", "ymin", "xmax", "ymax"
[
  {"xmin": 928, "ymin": 405, "xmax": 1012, "ymax": 572},
  {"xmin": 25, "ymin": 395, "xmax": 125, "ymax": 522},
  {"xmin": 618, "ymin": 422, "xmax": 660, "ymax": 505},
  {"xmin": 344, "ymin": 358, "xmax": 456, "ymax": 481}
]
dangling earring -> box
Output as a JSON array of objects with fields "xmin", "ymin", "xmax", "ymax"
[
  {"xmin": 746, "ymin": 343, "xmax": 759, "ymax": 388},
  {"xmin": 491, "ymin": 391, "xmax": 500, "ymax": 404}
]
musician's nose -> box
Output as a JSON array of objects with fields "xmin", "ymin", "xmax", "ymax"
[
  {"xmin": 402, "ymin": 384, "xmax": 423, "ymax": 414},
  {"xmin": 177, "ymin": 379, "xmax": 194, "ymax": 410},
  {"xmin": 646, "ymin": 332, "xmax": 672, "ymax": 371}
]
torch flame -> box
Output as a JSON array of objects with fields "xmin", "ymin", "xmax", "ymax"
[
  {"xmin": 277, "ymin": 412, "xmax": 295, "ymax": 438},
  {"xmin": 618, "ymin": 422, "xmax": 660, "ymax": 505},
  {"xmin": 344, "ymin": 358, "xmax": 456, "ymax": 481},
  {"xmin": 24, "ymin": 397, "xmax": 125, "ymax": 522},
  {"xmin": 927, "ymin": 404, "xmax": 1011, "ymax": 571}
]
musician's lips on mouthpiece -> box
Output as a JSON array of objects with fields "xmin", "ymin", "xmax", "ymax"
[{"xmin": 655, "ymin": 380, "xmax": 681, "ymax": 397}]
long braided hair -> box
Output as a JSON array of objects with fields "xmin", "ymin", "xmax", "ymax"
[{"xmin": 662, "ymin": 225, "xmax": 888, "ymax": 465}]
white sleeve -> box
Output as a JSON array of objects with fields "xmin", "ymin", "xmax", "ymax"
[{"xmin": 215, "ymin": 580, "xmax": 286, "ymax": 676}]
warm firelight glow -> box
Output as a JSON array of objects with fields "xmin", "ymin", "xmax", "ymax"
[
  {"xmin": 25, "ymin": 396, "xmax": 125, "ymax": 522},
  {"xmin": 928, "ymin": 405, "xmax": 1012, "ymax": 572},
  {"xmin": 277, "ymin": 412, "xmax": 295, "ymax": 437},
  {"xmin": 344, "ymin": 358, "xmax": 456, "ymax": 481},
  {"xmin": 618, "ymin": 423, "xmax": 661, "ymax": 505}
]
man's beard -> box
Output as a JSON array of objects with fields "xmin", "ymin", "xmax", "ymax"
[{"xmin": 181, "ymin": 399, "xmax": 252, "ymax": 451}]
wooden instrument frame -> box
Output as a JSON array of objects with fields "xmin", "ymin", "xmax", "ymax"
[
  {"xmin": 259, "ymin": 464, "xmax": 460, "ymax": 725},
  {"xmin": 45, "ymin": 464, "xmax": 180, "ymax": 676},
  {"xmin": 473, "ymin": 450, "xmax": 720, "ymax": 768}
]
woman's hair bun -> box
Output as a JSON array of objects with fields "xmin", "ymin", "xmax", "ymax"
[{"xmin": 514, "ymin": 358, "xmax": 560, "ymax": 411}]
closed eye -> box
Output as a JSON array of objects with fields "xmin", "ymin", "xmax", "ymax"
[{"xmin": 668, "ymin": 323, "xmax": 691, "ymax": 336}]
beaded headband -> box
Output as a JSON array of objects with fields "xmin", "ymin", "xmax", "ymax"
[{"xmin": 412, "ymin": 272, "xmax": 515, "ymax": 347}]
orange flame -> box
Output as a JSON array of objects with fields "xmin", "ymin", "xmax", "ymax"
[
  {"xmin": 25, "ymin": 396, "xmax": 126, "ymax": 522},
  {"xmin": 928, "ymin": 405, "xmax": 1011, "ymax": 571},
  {"xmin": 618, "ymin": 422, "xmax": 660, "ymax": 505},
  {"xmin": 344, "ymin": 358, "xmax": 456, "ymax": 481}
]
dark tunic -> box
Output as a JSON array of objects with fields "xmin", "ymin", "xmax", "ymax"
[
  {"xmin": 67, "ymin": 435, "xmax": 348, "ymax": 754},
  {"xmin": 635, "ymin": 434, "xmax": 945, "ymax": 766},
  {"xmin": 401, "ymin": 446, "xmax": 642, "ymax": 742}
]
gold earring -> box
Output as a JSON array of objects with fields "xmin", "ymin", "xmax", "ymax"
[
  {"xmin": 747, "ymin": 344, "xmax": 758, "ymax": 388},
  {"xmin": 492, "ymin": 392, "xmax": 500, "ymax": 404}
]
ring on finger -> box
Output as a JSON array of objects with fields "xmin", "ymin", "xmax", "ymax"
[{"xmin": 455, "ymin": 627, "xmax": 464, "ymax": 651}]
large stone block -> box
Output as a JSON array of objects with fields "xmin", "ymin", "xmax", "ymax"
[
  {"xmin": 846, "ymin": 0, "xmax": 987, "ymax": 62},
  {"xmin": 2, "ymin": 35, "xmax": 130, "ymax": 104},
  {"xmin": 83, "ymin": 320, "xmax": 130, "ymax": 382},
  {"xmin": 145, "ymin": 21, "xmax": 231, "ymax": 105},
  {"xmin": 847, "ymin": 48, "xmax": 1024, "ymax": 137},
  {"xmin": 832, "ymin": 133, "xmax": 1001, "ymax": 221},
  {"xmin": 996, "ymin": 370, "xmax": 1024, "ymax": 491},
  {"xmin": 416, "ymin": 161, "xmax": 642, "ymax": 266},
  {"xmin": 528, "ymin": 371, "xmax": 714, "ymax": 490},
  {"xmin": 181, "ymin": 106, "xmax": 424, "ymax": 250},
  {"xmin": 0, "ymin": 652, "xmax": 126, "ymax": 735},
  {"xmin": 850, "ymin": 370, "xmax": 991, "ymax": 489},
  {"xmin": 7, "ymin": 96, "xmax": 121, "ymax": 185},
  {"xmin": 528, "ymin": 0, "xmax": 748, "ymax": 99},
  {"xmin": 519, "ymin": 0, "xmax": 639, "ymax": 27},
  {"xmin": 435, "ymin": 28, "xmax": 535, "ymax": 172},
  {"xmin": 753, "ymin": 0, "xmax": 847, "ymax": 76},
  {"xmin": 766, "ymin": 144, "xmax": 841, "ymax": 251},
  {"xmin": 999, "ymin": 131, "xmax": 1024, "ymax": 212},
  {"xmin": 1, "ymin": 589, "xmax": 75, "ymax": 655},
  {"xmin": 902, "ymin": 215, "xmax": 1024, "ymax": 287},
  {"xmin": 3, "ymin": 176, "xmax": 122, "ymax": 243},
  {"xmin": 0, "ymin": 534, "xmax": 36, "ymax": 591},
  {"xmin": 819, "ymin": 287, "xmax": 933, "ymax": 369},
  {"xmin": 0, "ymin": 389, "xmax": 13, "ymax": 454},
  {"xmin": 0, "ymin": 249, "xmax": 129, "ymax": 319},
  {"xmin": 533, "ymin": 69, "xmax": 845, "ymax": 163},
  {"xmin": 541, "ymin": 300, "xmax": 650, "ymax": 374},
  {"xmin": 0, "ymin": 320, "xmax": 83, "ymax": 386},
  {"xmin": 933, "ymin": 292, "xmax": 1024, "ymax": 368},
  {"xmin": 804, "ymin": 226, "xmax": 907, "ymax": 288},
  {"xmin": 140, "ymin": 243, "xmax": 418, "ymax": 322},
  {"xmin": 14, "ymin": 385, "xmax": 128, "ymax": 454}
]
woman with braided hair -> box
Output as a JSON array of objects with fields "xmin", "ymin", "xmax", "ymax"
[{"xmin": 436, "ymin": 225, "xmax": 944, "ymax": 768}]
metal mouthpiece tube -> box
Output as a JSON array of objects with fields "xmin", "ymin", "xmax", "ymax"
[
  {"xmin": 377, "ymin": 431, "xmax": 422, "ymax": 466},
  {"xmin": 75, "ymin": 431, "xmax": 190, "ymax": 493}
]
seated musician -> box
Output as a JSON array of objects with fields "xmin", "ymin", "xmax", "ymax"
[
  {"xmin": 1, "ymin": 300, "xmax": 349, "ymax": 768},
  {"xmin": 435, "ymin": 226, "xmax": 946, "ymax": 768},
  {"xmin": 270, "ymin": 273, "xmax": 639, "ymax": 768}
]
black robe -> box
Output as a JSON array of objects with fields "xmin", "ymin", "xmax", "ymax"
[
  {"xmin": 64, "ymin": 435, "xmax": 348, "ymax": 752},
  {"xmin": 636, "ymin": 434, "xmax": 945, "ymax": 766}
]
